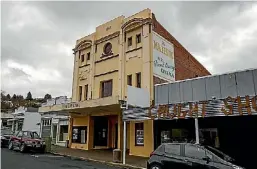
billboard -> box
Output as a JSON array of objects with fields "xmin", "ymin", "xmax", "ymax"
[
  {"xmin": 153, "ymin": 31, "xmax": 175, "ymax": 82},
  {"xmin": 127, "ymin": 85, "xmax": 150, "ymax": 108}
]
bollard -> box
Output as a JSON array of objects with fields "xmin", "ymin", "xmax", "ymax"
[
  {"xmin": 44, "ymin": 137, "xmax": 52, "ymax": 153},
  {"xmin": 113, "ymin": 149, "xmax": 122, "ymax": 163}
]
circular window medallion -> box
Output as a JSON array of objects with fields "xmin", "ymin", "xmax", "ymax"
[{"xmin": 103, "ymin": 42, "xmax": 112, "ymax": 55}]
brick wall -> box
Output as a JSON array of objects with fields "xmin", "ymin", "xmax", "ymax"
[{"xmin": 152, "ymin": 13, "xmax": 211, "ymax": 85}]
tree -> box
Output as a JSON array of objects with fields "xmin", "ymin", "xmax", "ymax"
[
  {"xmin": 6, "ymin": 94, "xmax": 11, "ymax": 100},
  {"xmin": 12, "ymin": 94, "xmax": 17, "ymax": 100},
  {"xmin": 16, "ymin": 95, "xmax": 24, "ymax": 100},
  {"xmin": 44, "ymin": 94, "xmax": 52, "ymax": 102},
  {"xmin": 26, "ymin": 92, "xmax": 33, "ymax": 100},
  {"xmin": 1, "ymin": 90, "xmax": 6, "ymax": 100}
]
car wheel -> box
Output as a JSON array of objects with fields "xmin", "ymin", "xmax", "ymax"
[
  {"xmin": 150, "ymin": 163, "xmax": 162, "ymax": 169},
  {"xmin": 20, "ymin": 143, "xmax": 26, "ymax": 153},
  {"xmin": 8, "ymin": 141, "xmax": 13, "ymax": 150},
  {"xmin": 40, "ymin": 147, "xmax": 46, "ymax": 154}
]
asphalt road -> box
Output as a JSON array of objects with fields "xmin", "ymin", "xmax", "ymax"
[{"xmin": 1, "ymin": 148, "xmax": 121, "ymax": 169}]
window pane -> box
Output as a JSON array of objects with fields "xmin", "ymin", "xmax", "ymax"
[
  {"xmin": 87, "ymin": 52, "xmax": 90, "ymax": 60},
  {"xmin": 101, "ymin": 80, "xmax": 112, "ymax": 97},
  {"xmin": 79, "ymin": 86, "xmax": 82, "ymax": 101},
  {"xmin": 135, "ymin": 123, "xmax": 144, "ymax": 146},
  {"xmin": 185, "ymin": 145, "xmax": 205, "ymax": 159},
  {"xmin": 165, "ymin": 144, "xmax": 181, "ymax": 156},
  {"xmin": 136, "ymin": 34, "xmax": 141, "ymax": 43},
  {"xmin": 81, "ymin": 54, "xmax": 85, "ymax": 62},
  {"xmin": 84, "ymin": 85, "xmax": 88, "ymax": 100},
  {"xmin": 127, "ymin": 75, "xmax": 132, "ymax": 86},
  {"xmin": 72, "ymin": 126, "xmax": 87, "ymax": 144},
  {"xmin": 136, "ymin": 72, "xmax": 141, "ymax": 88}
]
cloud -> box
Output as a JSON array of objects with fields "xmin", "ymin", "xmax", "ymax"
[{"xmin": 1, "ymin": 1, "xmax": 257, "ymax": 98}]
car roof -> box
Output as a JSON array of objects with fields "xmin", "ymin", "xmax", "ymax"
[{"xmin": 162, "ymin": 143, "xmax": 202, "ymax": 147}]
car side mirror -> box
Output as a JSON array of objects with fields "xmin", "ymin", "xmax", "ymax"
[{"xmin": 203, "ymin": 156, "xmax": 211, "ymax": 163}]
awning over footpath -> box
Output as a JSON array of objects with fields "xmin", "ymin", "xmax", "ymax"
[
  {"xmin": 123, "ymin": 95, "xmax": 257, "ymax": 121},
  {"xmin": 124, "ymin": 68, "xmax": 257, "ymax": 121}
]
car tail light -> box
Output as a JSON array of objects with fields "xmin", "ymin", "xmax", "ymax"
[{"xmin": 150, "ymin": 151, "xmax": 155, "ymax": 157}]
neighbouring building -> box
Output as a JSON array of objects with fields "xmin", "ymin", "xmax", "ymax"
[
  {"xmin": 7, "ymin": 106, "xmax": 40, "ymax": 134},
  {"xmin": 39, "ymin": 96, "xmax": 70, "ymax": 147},
  {"xmin": 1, "ymin": 111, "xmax": 14, "ymax": 128},
  {"xmin": 123, "ymin": 68, "xmax": 257, "ymax": 169},
  {"xmin": 39, "ymin": 8, "xmax": 210, "ymax": 157}
]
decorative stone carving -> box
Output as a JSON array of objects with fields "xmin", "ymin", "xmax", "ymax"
[
  {"xmin": 122, "ymin": 18, "xmax": 152, "ymax": 31},
  {"xmin": 79, "ymin": 69, "xmax": 90, "ymax": 81},
  {"xmin": 73, "ymin": 39, "xmax": 92, "ymax": 53},
  {"xmin": 95, "ymin": 31, "xmax": 120, "ymax": 45}
]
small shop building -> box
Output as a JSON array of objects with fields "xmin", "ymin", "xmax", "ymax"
[
  {"xmin": 123, "ymin": 68, "xmax": 257, "ymax": 169},
  {"xmin": 39, "ymin": 96, "xmax": 70, "ymax": 147}
]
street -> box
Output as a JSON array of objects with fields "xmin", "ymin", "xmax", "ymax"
[{"xmin": 1, "ymin": 148, "xmax": 121, "ymax": 169}]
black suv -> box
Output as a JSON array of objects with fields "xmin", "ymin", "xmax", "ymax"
[{"xmin": 147, "ymin": 143, "xmax": 244, "ymax": 169}]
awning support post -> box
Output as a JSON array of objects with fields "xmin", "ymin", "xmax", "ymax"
[
  {"xmin": 123, "ymin": 120, "xmax": 126, "ymax": 165},
  {"xmin": 195, "ymin": 118, "xmax": 200, "ymax": 144}
]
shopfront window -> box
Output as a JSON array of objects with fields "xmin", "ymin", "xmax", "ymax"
[
  {"xmin": 161, "ymin": 131, "xmax": 171, "ymax": 143},
  {"xmin": 72, "ymin": 126, "xmax": 87, "ymax": 144},
  {"xmin": 59, "ymin": 125, "xmax": 68, "ymax": 141},
  {"xmin": 135, "ymin": 123, "xmax": 144, "ymax": 146}
]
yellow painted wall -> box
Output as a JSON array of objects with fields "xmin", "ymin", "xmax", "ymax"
[
  {"xmin": 129, "ymin": 120, "xmax": 154, "ymax": 157},
  {"xmin": 94, "ymin": 56, "xmax": 119, "ymax": 76},
  {"xmin": 71, "ymin": 116, "xmax": 90, "ymax": 150},
  {"xmin": 96, "ymin": 16, "xmax": 124, "ymax": 40}
]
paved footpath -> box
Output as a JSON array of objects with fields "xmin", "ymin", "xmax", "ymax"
[{"xmin": 1, "ymin": 148, "xmax": 122, "ymax": 169}]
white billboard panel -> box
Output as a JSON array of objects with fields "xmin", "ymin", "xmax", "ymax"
[
  {"xmin": 153, "ymin": 31, "xmax": 175, "ymax": 82},
  {"xmin": 127, "ymin": 85, "xmax": 150, "ymax": 108}
]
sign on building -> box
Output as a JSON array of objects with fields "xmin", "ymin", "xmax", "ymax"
[
  {"xmin": 153, "ymin": 31, "xmax": 175, "ymax": 82},
  {"xmin": 64, "ymin": 102, "xmax": 80, "ymax": 109}
]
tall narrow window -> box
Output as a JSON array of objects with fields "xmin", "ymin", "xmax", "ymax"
[
  {"xmin": 136, "ymin": 72, "xmax": 141, "ymax": 88},
  {"xmin": 81, "ymin": 54, "xmax": 85, "ymax": 62},
  {"xmin": 135, "ymin": 123, "xmax": 144, "ymax": 146},
  {"xmin": 127, "ymin": 75, "xmax": 132, "ymax": 86},
  {"xmin": 136, "ymin": 34, "xmax": 141, "ymax": 44},
  {"xmin": 79, "ymin": 86, "xmax": 82, "ymax": 101},
  {"xmin": 87, "ymin": 52, "xmax": 90, "ymax": 61},
  {"xmin": 84, "ymin": 85, "xmax": 88, "ymax": 100},
  {"xmin": 95, "ymin": 45, "xmax": 97, "ymax": 53},
  {"xmin": 128, "ymin": 37, "xmax": 132, "ymax": 47},
  {"xmin": 101, "ymin": 80, "xmax": 113, "ymax": 98}
]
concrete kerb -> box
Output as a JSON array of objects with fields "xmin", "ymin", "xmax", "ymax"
[{"xmin": 50, "ymin": 152, "xmax": 146, "ymax": 169}]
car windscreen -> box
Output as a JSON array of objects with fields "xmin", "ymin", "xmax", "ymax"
[
  {"xmin": 1, "ymin": 129, "xmax": 13, "ymax": 135},
  {"xmin": 32, "ymin": 132, "xmax": 40, "ymax": 139},
  {"xmin": 205, "ymin": 146, "xmax": 232, "ymax": 160}
]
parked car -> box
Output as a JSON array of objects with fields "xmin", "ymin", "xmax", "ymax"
[
  {"xmin": 1, "ymin": 128, "xmax": 14, "ymax": 147},
  {"xmin": 147, "ymin": 143, "xmax": 245, "ymax": 169},
  {"xmin": 8, "ymin": 130, "xmax": 46, "ymax": 153}
]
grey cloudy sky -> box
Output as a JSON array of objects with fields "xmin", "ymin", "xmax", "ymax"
[{"xmin": 1, "ymin": 1, "xmax": 257, "ymax": 98}]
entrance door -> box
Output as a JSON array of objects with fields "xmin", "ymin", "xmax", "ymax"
[{"xmin": 94, "ymin": 116, "xmax": 108, "ymax": 147}]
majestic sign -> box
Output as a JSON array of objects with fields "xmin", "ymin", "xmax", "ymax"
[
  {"xmin": 123, "ymin": 95, "xmax": 257, "ymax": 121},
  {"xmin": 153, "ymin": 32, "xmax": 175, "ymax": 82},
  {"xmin": 64, "ymin": 102, "xmax": 80, "ymax": 109}
]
